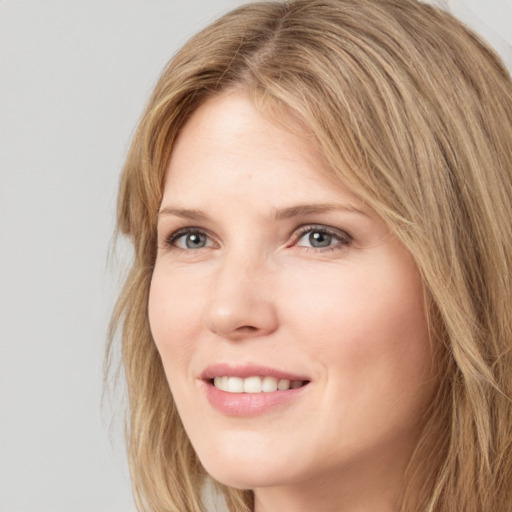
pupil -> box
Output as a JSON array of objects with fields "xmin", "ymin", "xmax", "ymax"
[
  {"xmin": 309, "ymin": 231, "xmax": 331, "ymax": 247},
  {"xmin": 186, "ymin": 233, "xmax": 206, "ymax": 249}
]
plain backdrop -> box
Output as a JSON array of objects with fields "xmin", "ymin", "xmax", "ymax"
[{"xmin": 0, "ymin": 1, "xmax": 510, "ymax": 511}]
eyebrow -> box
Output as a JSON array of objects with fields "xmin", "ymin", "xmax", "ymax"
[
  {"xmin": 158, "ymin": 207, "xmax": 210, "ymax": 222},
  {"xmin": 158, "ymin": 202, "xmax": 370, "ymax": 222},
  {"xmin": 272, "ymin": 203, "xmax": 369, "ymax": 220}
]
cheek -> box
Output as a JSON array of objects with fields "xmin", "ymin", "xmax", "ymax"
[
  {"xmin": 147, "ymin": 270, "xmax": 204, "ymax": 379},
  {"xmin": 283, "ymin": 256, "xmax": 432, "ymax": 392},
  {"xmin": 282, "ymin": 262, "xmax": 434, "ymax": 455}
]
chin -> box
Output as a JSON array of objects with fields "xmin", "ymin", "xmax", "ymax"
[
  {"xmin": 198, "ymin": 447, "xmax": 300, "ymax": 490},
  {"xmin": 207, "ymin": 467, "xmax": 291, "ymax": 491}
]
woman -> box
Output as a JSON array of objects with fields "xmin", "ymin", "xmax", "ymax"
[{"xmin": 108, "ymin": 0, "xmax": 512, "ymax": 510}]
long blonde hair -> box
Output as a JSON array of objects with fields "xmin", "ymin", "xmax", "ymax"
[{"xmin": 108, "ymin": 1, "xmax": 512, "ymax": 510}]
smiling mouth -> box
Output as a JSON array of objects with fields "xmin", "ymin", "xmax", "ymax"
[{"xmin": 211, "ymin": 376, "xmax": 309, "ymax": 393}]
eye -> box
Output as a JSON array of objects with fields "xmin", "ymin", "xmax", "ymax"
[
  {"xmin": 167, "ymin": 229, "xmax": 213, "ymax": 250},
  {"xmin": 294, "ymin": 226, "xmax": 350, "ymax": 249}
]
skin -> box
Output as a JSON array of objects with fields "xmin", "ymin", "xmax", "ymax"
[{"xmin": 148, "ymin": 91, "xmax": 437, "ymax": 512}]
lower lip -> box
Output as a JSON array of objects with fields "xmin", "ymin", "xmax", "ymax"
[{"xmin": 203, "ymin": 381, "xmax": 309, "ymax": 417}]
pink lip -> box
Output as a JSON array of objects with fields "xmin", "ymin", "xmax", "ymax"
[{"xmin": 199, "ymin": 364, "xmax": 311, "ymax": 417}]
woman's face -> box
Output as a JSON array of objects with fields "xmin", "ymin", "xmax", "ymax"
[{"xmin": 149, "ymin": 92, "xmax": 436, "ymax": 498}]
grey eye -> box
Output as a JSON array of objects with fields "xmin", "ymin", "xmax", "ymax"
[
  {"xmin": 307, "ymin": 231, "xmax": 333, "ymax": 247},
  {"xmin": 186, "ymin": 233, "xmax": 207, "ymax": 248},
  {"xmin": 296, "ymin": 227, "xmax": 350, "ymax": 249},
  {"xmin": 173, "ymin": 231, "xmax": 211, "ymax": 249}
]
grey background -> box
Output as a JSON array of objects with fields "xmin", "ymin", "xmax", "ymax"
[{"xmin": 0, "ymin": 1, "xmax": 510, "ymax": 511}]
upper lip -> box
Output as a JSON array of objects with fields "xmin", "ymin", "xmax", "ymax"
[{"xmin": 200, "ymin": 363, "xmax": 310, "ymax": 382}]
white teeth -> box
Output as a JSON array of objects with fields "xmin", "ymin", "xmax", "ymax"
[
  {"xmin": 213, "ymin": 376, "xmax": 229, "ymax": 391},
  {"xmin": 227, "ymin": 376, "xmax": 244, "ymax": 393},
  {"xmin": 243, "ymin": 376, "xmax": 262, "ymax": 393},
  {"xmin": 213, "ymin": 376, "xmax": 305, "ymax": 393},
  {"xmin": 261, "ymin": 376, "xmax": 278, "ymax": 392}
]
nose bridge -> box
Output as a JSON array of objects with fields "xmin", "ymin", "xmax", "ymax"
[{"xmin": 204, "ymin": 246, "xmax": 277, "ymax": 339}]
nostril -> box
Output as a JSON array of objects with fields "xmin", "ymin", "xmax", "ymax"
[{"xmin": 237, "ymin": 325, "xmax": 258, "ymax": 332}]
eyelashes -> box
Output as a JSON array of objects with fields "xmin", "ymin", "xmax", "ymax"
[
  {"xmin": 293, "ymin": 225, "xmax": 351, "ymax": 249},
  {"xmin": 166, "ymin": 228, "xmax": 216, "ymax": 250},
  {"xmin": 164, "ymin": 224, "xmax": 352, "ymax": 253}
]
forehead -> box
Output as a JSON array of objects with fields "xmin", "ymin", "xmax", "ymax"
[{"xmin": 163, "ymin": 91, "xmax": 355, "ymax": 206}]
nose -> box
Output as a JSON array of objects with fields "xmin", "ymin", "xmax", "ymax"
[{"xmin": 204, "ymin": 254, "xmax": 278, "ymax": 340}]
